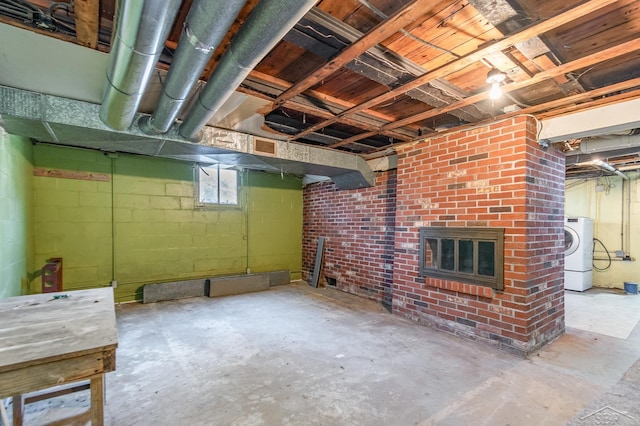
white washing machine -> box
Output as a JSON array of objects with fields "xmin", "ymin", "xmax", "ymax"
[{"xmin": 564, "ymin": 217, "xmax": 594, "ymax": 291}]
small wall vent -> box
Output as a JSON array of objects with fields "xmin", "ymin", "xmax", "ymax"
[{"xmin": 254, "ymin": 137, "xmax": 277, "ymax": 156}]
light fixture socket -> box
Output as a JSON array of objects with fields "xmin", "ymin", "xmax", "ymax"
[{"xmin": 486, "ymin": 68, "xmax": 506, "ymax": 84}]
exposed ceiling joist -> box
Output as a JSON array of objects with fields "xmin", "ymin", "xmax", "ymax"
[
  {"xmin": 272, "ymin": 0, "xmax": 436, "ymax": 108},
  {"xmin": 290, "ymin": 0, "xmax": 620, "ymax": 141},
  {"xmin": 337, "ymin": 36, "xmax": 640, "ymax": 145},
  {"xmin": 243, "ymin": 70, "xmax": 415, "ymax": 142},
  {"xmin": 73, "ymin": 0, "xmax": 99, "ymax": 49},
  {"xmin": 281, "ymin": 7, "xmax": 487, "ymax": 123},
  {"xmin": 386, "ymin": 83, "xmax": 640, "ymax": 154}
]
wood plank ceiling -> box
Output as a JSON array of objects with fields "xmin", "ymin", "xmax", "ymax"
[{"xmin": 1, "ymin": 0, "xmax": 640, "ymax": 178}]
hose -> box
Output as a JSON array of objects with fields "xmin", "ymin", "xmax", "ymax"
[{"xmin": 593, "ymin": 238, "xmax": 612, "ymax": 271}]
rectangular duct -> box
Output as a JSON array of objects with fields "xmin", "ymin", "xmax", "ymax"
[{"xmin": 0, "ymin": 85, "xmax": 375, "ymax": 189}]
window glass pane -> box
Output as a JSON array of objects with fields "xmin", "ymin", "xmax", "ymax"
[
  {"xmin": 199, "ymin": 166, "xmax": 219, "ymax": 204},
  {"xmin": 478, "ymin": 241, "xmax": 495, "ymax": 276},
  {"xmin": 458, "ymin": 240, "xmax": 474, "ymax": 273},
  {"xmin": 219, "ymin": 169, "xmax": 238, "ymax": 204},
  {"xmin": 441, "ymin": 239, "xmax": 455, "ymax": 270},
  {"xmin": 424, "ymin": 238, "xmax": 438, "ymax": 269}
]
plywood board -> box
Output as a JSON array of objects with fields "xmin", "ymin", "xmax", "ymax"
[
  {"xmin": 0, "ymin": 288, "xmax": 118, "ymax": 376},
  {"xmin": 310, "ymin": 237, "xmax": 325, "ymax": 288}
]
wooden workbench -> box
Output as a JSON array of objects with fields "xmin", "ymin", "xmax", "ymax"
[{"xmin": 0, "ymin": 288, "xmax": 118, "ymax": 425}]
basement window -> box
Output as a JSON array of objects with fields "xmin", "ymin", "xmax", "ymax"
[
  {"xmin": 197, "ymin": 164, "xmax": 239, "ymax": 206},
  {"xmin": 419, "ymin": 227, "xmax": 504, "ymax": 290}
]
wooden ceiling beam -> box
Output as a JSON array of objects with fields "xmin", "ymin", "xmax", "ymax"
[
  {"xmin": 326, "ymin": 37, "xmax": 640, "ymax": 148},
  {"xmin": 73, "ymin": 0, "xmax": 100, "ymax": 49},
  {"xmin": 534, "ymin": 83, "xmax": 640, "ymax": 119},
  {"xmin": 272, "ymin": 0, "xmax": 435, "ymax": 109},
  {"xmin": 238, "ymin": 77, "xmax": 412, "ymax": 142},
  {"xmin": 388, "ymin": 37, "xmax": 640, "ymax": 129},
  {"xmin": 292, "ymin": 0, "xmax": 620, "ymax": 141},
  {"xmin": 246, "ymin": 71, "xmax": 415, "ymax": 141},
  {"xmin": 377, "ymin": 78, "xmax": 640, "ymax": 154},
  {"xmin": 250, "ymin": 71, "xmax": 401, "ymax": 125}
]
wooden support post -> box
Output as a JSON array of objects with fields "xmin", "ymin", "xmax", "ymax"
[
  {"xmin": 90, "ymin": 375, "xmax": 104, "ymax": 426},
  {"xmin": 12, "ymin": 394, "xmax": 23, "ymax": 426},
  {"xmin": 0, "ymin": 398, "xmax": 10, "ymax": 426}
]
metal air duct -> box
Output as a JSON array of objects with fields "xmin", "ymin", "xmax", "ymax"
[
  {"xmin": 139, "ymin": 0, "xmax": 247, "ymax": 135},
  {"xmin": 100, "ymin": 0, "xmax": 182, "ymax": 131},
  {"xmin": 178, "ymin": 0, "xmax": 317, "ymax": 140},
  {"xmin": 579, "ymin": 134, "xmax": 640, "ymax": 154}
]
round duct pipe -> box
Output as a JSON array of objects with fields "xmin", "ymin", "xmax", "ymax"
[
  {"xmin": 139, "ymin": 0, "xmax": 247, "ymax": 135},
  {"xmin": 100, "ymin": 0, "xmax": 182, "ymax": 131},
  {"xmin": 178, "ymin": 0, "xmax": 318, "ymax": 140},
  {"xmin": 579, "ymin": 133, "xmax": 640, "ymax": 154}
]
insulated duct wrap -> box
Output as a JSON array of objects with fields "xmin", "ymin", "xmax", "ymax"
[
  {"xmin": 179, "ymin": 0, "xmax": 318, "ymax": 140},
  {"xmin": 140, "ymin": 0, "xmax": 247, "ymax": 134},
  {"xmin": 579, "ymin": 134, "xmax": 640, "ymax": 154},
  {"xmin": 100, "ymin": 0, "xmax": 182, "ymax": 131}
]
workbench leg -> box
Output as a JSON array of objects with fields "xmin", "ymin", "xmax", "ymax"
[
  {"xmin": 90, "ymin": 375, "xmax": 104, "ymax": 426},
  {"xmin": 0, "ymin": 398, "xmax": 10, "ymax": 426},
  {"xmin": 12, "ymin": 394, "xmax": 23, "ymax": 426}
]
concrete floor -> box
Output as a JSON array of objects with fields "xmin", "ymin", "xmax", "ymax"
[{"xmin": 7, "ymin": 282, "xmax": 640, "ymax": 425}]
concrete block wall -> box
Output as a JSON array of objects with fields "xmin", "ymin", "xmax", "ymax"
[
  {"xmin": 392, "ymin": 116, "xmax": 565, "ymax": 356},
  {"xmin": 114, "ymin": 155, "xmax": 246, "ymax": 290},
  {"xmin": 246, "ymin": 172, "xmax": 303, "ymax": 276},
  {"xmin": 302, "ymin": 171, "xmax": 396, "ymax": 305},
  {"xmin": 33, "ymin": 145, "xmax": 113, "ymax": 291},
  {"xmin": 0, "ymin": 129, "xmax": 33, "ymax": 298},
  {"xmin": 31, "ymin": 144, "xmax": 302, "ymax": 302}
]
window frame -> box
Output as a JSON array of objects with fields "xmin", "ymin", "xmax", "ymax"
[
  {"xmin": 418, "ymin": 227, "xmax": 504, "ymax": 290},
  {"xmin": 195, "ymin": 164, "xmax": 241, "ymax": 208}
]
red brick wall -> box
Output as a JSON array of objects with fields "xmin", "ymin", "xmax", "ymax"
[
  {"xmin": 302, "ymin": 116, "xmax": 565, "ymax": 356},
  {"xmin": 393, "ymin": 116, "xmax": 565, "ymax": 356},
  {"xmin": 302, "ymin": 171, "xmax": 396, "ymax": 306}
]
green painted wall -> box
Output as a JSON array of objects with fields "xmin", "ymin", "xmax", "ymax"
[
  {"xmin": 0, "ymin": 128, "xmax": 33, "ymax": 299},
  {"xmin": 33, "ymin": 145, "xmax": 113, "ymax": 293},
  {"xmin": 565, "ymin": 174, "xmax": 640, "ymax": 289},
  {"xmin": 32, "ymin": 144, "xmax": 302, "ymax": 302},
  {"xmin": 246, "ymin": 172, "xmax": 303, "ymax": 277}
]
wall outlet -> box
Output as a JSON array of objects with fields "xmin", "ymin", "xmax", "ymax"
[
  {"xmin": 111, "ymin": 280, "xmax": 118, "ymax": 288},
  {"xmin": 246, "ymin": 268, "xmax": 251, "ymax": 274}
]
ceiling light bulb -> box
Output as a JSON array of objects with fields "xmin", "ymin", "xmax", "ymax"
[{"xmin": 489, "ymin": 82, "xmax": 502, "ymax": 100}]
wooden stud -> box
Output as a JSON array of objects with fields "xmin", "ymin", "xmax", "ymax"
[
  {"xmin": 382, "ymin": 79, "xmax": 640, "ymax": 153},
  {"xmin": 91, "ymin": 375, "xmax": 104, "ymax": 426},
  {"xmin": 291, "ymin": 0, "xmax": 620, "ymax": 141},
  {"xmin": 33, "ymin": 168, "xmax": 111, "ymax": 182},
  {"xmin": 273, "ymin": 0, "xmax": 436, "ymax": 108},
  {"xmin": 328, "ymin": 36, "xmax": 640, "ymax": 147},
  {"xmin": 12, "ymin": 394, "xmax": 23, "ymax": 426},
  {"xmin": 74, "ymin": 0, "xmax": 100, "ymax": 49}
]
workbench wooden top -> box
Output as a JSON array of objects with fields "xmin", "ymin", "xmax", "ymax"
[{"xmin": 0, "ymin": 287, "xmax": 118, "ymax": 373}]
